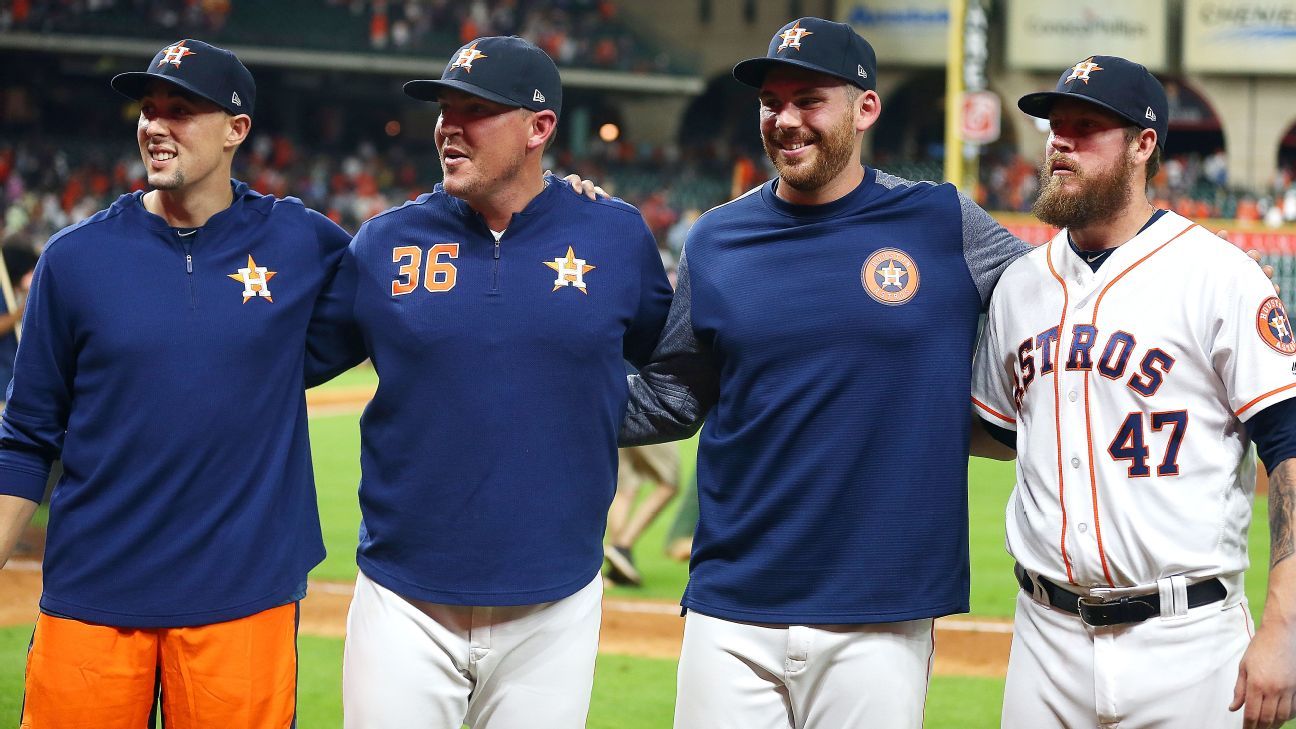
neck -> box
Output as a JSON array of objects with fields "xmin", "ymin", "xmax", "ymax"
[
  {"xmin": 143, "ymin": 176, "xmax": 234, "ymax": 229},
  {"xmin": 468, "ymin": 171, "xmax": 546, "ymax": 233},
  {"xmin": 776, "ymin": 161, "xmax": 865, "ymax": 207},
  {"xmin": 1068, "ymin": 193, "xmax": 1157, "ymax": 252}
]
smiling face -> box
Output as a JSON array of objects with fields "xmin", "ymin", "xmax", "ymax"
[
  {"xmin": 1032, "ymin": 97, "xmax": 1150, "ymax": 230},
  {"xmin": 136, "ymin": 79, "xmax": 244, "ymax": 193},
  {"xmin": 758, "ymin": 68, "xmax": 864, "ymax": 195},
  {"xmin": 434, "ymin": 89, "xmax": 538, "ymax": 204}
]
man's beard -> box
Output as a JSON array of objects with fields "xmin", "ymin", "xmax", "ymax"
[
  {"xmin": 763, "ymin": 110, "xmax": 857, "ymax": 193},
  {"xmin": 1032, "ymin": 149, "xmax": 1137, "ymax": 229}
]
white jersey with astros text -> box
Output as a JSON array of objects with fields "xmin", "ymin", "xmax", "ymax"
[{"xmin": 972, "ymin": 211, "xmax": 1296, "ymax": 595}]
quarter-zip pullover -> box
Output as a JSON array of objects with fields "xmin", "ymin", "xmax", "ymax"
[
  {"xmin": 0, "ymin": 180, "xmax": 351, "ymax": 627},
  {"xmin": 307, "ymin": 178, "xmax": 672, "ymax": 605}
]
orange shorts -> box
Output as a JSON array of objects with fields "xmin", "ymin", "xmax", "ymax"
[{"xmin": 21, "ymin": 602, "xmax": 299, "ymax": 729}]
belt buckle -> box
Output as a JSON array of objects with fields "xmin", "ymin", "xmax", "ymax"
[{"xmin": 1076, "ymin": 594, "xmax": 1156, "ymax": 627}]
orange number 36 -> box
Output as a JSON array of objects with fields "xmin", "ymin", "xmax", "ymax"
[{"xmin": 391, "ymin": 243, "xmax": 460, "ymax": 295}]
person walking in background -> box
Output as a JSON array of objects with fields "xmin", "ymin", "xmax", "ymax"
[
  {"xmin": 604, "ymin": 442, "xmax": 681, "ymax": 586},
  {"xmin": 305, "ymin": 36, "xmax": 672, "ymax": 729},
  {"xmin": 0, "ymin": 39, "xmax": 352, "ymax": 727}
]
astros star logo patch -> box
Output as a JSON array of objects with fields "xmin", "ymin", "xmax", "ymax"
[
  {"xmin": 227, "ymin": 254, "xmax": 277, "ymax": 303},
  {"xmin": 777, "ymin": 21, "xmax": 813, "ymax": 52},
  {"xmin": 861, "ymin": 248, "xmax": 920, "ymax": 305},
  {"xmin": 158, "ymin": 42, "xmax": 195, "ymax": 68},
  {"xmin": 1258, "ymin": 296, "xmax": 1296, "ymax": 355},
  {"xmin": 545, "ymin": 246, "xmax": 595, "ymax": 293},
  {"xmin": 451, "ymin": 42, "xmax": 487, "ymax": 72},
  {"xmin": 1066, "ymin": 58, "xmax": 1103, "ymax": 84}
]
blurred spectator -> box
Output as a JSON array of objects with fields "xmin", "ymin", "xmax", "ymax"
[{"xmin": 1, "ymin": 0, "xmax": 684, "ymax": 74}]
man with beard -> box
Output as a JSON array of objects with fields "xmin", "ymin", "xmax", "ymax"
[
  {"xmin": 305, "ymin": 36, "xmax": 671, "ymax": 728},
  {"xmin": 972, "ymin": 56, "xmax": 1296, "ymax": 728},
  {"xmin": 618, "ymin": 17, "xmax": 1031, "ymax": 728}
]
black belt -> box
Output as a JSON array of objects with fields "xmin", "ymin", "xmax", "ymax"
[{"xmin": 1014, "ymin": 564, "xmax": 1226, "ymax": 627}]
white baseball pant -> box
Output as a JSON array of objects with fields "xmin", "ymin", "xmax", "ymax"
[
  {"xmin": 342, "ymin": 570, "xmax": 602, "ymax": 729},
  {"xmin": 673, "ymin": 610, "xmax": 935, "ymax": 729},
  {"xmin": 1002, "ymin": 589, "xmax": 1253, "ymax": 728}
]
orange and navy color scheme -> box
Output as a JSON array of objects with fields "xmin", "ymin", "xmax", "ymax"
[{"xmin": 22, "ymin": 603, "xmax": 299, "ymax": 729}]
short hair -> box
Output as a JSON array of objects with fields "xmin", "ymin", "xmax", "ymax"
[{"xmin": 1124, "ymin": 126, "xmax": 1161, "ymax": 182}]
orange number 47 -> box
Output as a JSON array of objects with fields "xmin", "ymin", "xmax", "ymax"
[{"xmin": 392, "ymin": 243, "xmax": 459, "ymax": 295}]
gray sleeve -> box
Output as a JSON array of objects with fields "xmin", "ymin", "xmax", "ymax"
[
  {"xmin": 959, "ymin": 191, "xmax": 1031, "ymax": 307},
  {"xmin": 620, "ymin": 248, "xmax": 720, "ymax": 446}
]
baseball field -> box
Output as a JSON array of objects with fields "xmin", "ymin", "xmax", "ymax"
[{"xmin": 0, "ymin": 364, "xmax": 1289, "ymax": 727}]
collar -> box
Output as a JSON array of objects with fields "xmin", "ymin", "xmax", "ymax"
[{"xmin": 760, "ymin": 166, "xmax": 878, "ymax": 221}]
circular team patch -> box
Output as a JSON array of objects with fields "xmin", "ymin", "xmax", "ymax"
[
  {"xmin": 1258, "ymin": 296, "xmax": 1296, "ymax": 355},
  {"xmin": 861, "ymin": 248, "xmax": 920, "ymax": 305}
]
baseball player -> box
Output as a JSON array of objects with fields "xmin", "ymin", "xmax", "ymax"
[
  {"xmin": 619, "ymin": 18, "xmax": 1032, "ymax": 728},
  {"xmin": 304, "ymin": 36, "xmax": 672, "ymax": 728},
  {"xmin": 972, "ymin": 56, "xmax": 1296, "ymax": 729},
  {"xmin": 0, "ymin": 40, "xmax": 352, "ymax": 726}
]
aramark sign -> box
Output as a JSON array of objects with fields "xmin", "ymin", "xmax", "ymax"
[
  {"xmin": 1184, "ymin": 0, "xmax": 1296, "ymax": 73},
  {"xmin": 840, "ymin": 0, "xmax": 950, "ymax": 67},
  {"xmin": 1006, "ymin": 0, "xmax": 1167, "ymax": 71}
]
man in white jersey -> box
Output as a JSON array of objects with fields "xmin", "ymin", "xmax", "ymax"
[{"xmin": 972, "ymin": 55, "xmax": 1296, "ymax": 729}]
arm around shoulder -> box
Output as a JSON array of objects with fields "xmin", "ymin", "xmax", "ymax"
[{"xmin": 621, "ymin": 249, "xmax": 719, "ymax": 446}]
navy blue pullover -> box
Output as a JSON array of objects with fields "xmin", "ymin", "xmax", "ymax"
[
  {"xmin": 623, "ymin": 170, "xmax": 1029, "ymax": 623},
  {"xmin": 307, "ymin": 178, "xmax": 672, "ymax": 605},
  {"xmin": 0, "ymin": 181, "xmax": 350, "ymax": 627}
]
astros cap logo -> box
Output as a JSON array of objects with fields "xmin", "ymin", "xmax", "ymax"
[
  {"xmin": 451, "ymin": 42, "xmax": 487, "ymax": 72},
  {"xmin": 1258, "ymin": 296, "xmax": 1296, "ymax": 355},
  {"xmin": 1066, "ymin": 57, "xmax": 1103, "ymax": 84},
  {"xmin": 158, "ymin": 42, "xmax": 196, "ymax": 68},
  {"xmin": 861, "ymin": 248, "xmax": 920, "ymax": 305},
  {"xmin": 777, "ymin": 20, "xmax": 813, "ymax": 52}
]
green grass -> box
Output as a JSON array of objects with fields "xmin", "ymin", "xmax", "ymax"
[{"xmin": 5, "ymin": 368, "xmax": 1289, "ymax": 727}]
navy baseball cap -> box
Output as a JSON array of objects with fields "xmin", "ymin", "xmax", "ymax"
[
  {"xmin": 1018, "ymin": 56, "xmax": 1168, "ymax": 150},
  {"xmin": 403, "ymin": 36, "xmax": 562, "ymax": 117},
  {"xmin": 111, "ymin": 39, "xmax": 255, "ymax": 118},
  {"xmin": 732, "ymin": 17, "xmax": 876, "ymax": 91}
]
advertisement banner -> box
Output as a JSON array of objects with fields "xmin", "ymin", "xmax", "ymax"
[
  {"xmin": 1184, "ymin": 0, "xmax": 1296, "ymax": 74},
  {"xmin": 839, "ymin": 0, "xmax": 950, "ymax": 67},
  {"xmin": 1005, "ymin": 0, "xmax": 1168, "ymax": 71}
]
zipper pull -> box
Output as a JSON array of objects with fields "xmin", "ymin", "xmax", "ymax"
[
  {"xmin": 186, "ymin": 253, "xmax": 193, "ymax": 274},
  {"xmin": 494, "ymin": 240, "xmax": 501, "ymax": 260}
]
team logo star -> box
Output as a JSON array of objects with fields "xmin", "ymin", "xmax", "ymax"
[
  {"xmin": 452, "ymin": 42, "xmax": 487, "ymax": 72},
  {"xmin": 1272, "ymin": 310, "xmax": 1291, "ymax": 341},
  {"xmin": 545, "ymin": 246, "xmax": 596, "ymax": 293},
  {"xmin": 878, "ymin": 260, "xmax": 906, "ymax": 289},
  {"xmin": 777, "ymin": 21, "xmax": 813, "ymax": 51},
  {"xmin": 227, "ymin": 254, "xmax": 277, "ymax": 303},
  {"xmin": 158, "ymin": 42, "xmax": 195, "ymax": 68},
  {"xmin": 1066, "ymin": 58, "xmax": 1103, "ymax": 84}
]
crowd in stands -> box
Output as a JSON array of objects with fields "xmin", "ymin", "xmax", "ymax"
[
  {"xmin": 0, "ymin": 132, "xmax": 738, "ymax": 275},
  {"xmin": 6, "ymin": 132, "xmax": 1296, "ymax": 275},
  {"xmin": 0, "ymin": 0, "xmax": 681, "ymax": 73}
]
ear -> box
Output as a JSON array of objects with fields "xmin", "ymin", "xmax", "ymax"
[
  {"xmin": 527, "ymin": 110, "xmax": 558, "ymax": 152},
  {"xmin": 1132, "ymin": 127, "xmax": 1157, "ymax": 165},
  {"xmin": 855, "ymin": 89, "xmax": 882, "ymax": 133},
  {"xmin": 225, "ymin": 114, "xmax": 252, "ymax": 151}
]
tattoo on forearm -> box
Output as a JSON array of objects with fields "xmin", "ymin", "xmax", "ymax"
[{"xmin": 1270, "ymin": 461, "xmax": 1296, "ymax": 568}]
